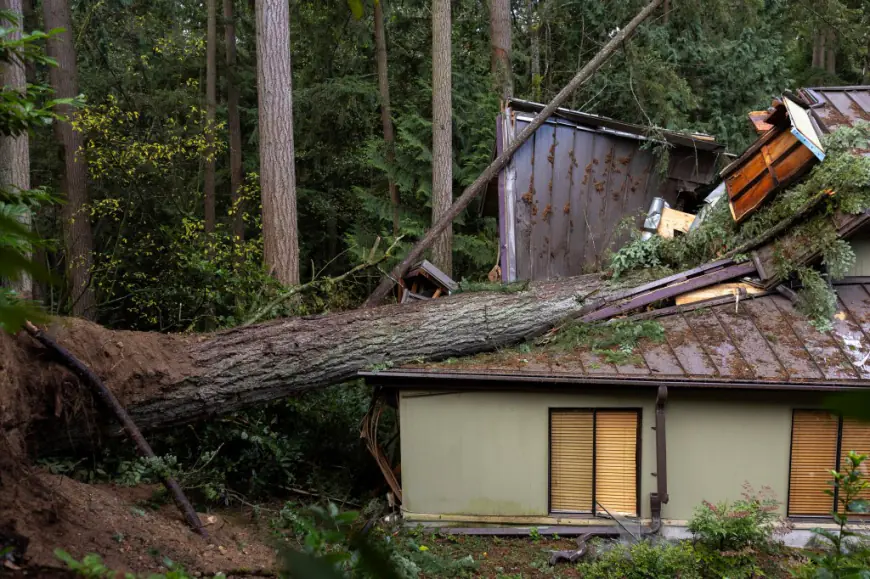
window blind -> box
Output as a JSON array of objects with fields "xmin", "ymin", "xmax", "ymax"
[
  {"xmin": 550, "ymin": 411, "xmax": 593, "ymax": 513},
  {"xmin": 595, "ymin": 411, "xmax": 638, "ymax": 516},
  {"xmin": 788, "ymin": 410, "xmax": 838, "ymax": 516}
]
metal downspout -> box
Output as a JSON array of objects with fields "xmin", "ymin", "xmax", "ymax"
[{"xmin": 648, "ymin": 385, "xmax": 669, "ymax": 534}]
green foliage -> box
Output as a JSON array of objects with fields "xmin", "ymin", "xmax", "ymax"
[
  {"xmin": 575, "ymin": 539, "xmax": 701, "ymax": 579},
  {"xmin": 687, "ymin": 485, "xmax": 789, "ymax": 578},
  {"xmin": 610, "ymin": 234, "xmax": 664, "ymax": 279},
  {"xmin": 0, "ymin": 11, "xmax": 68, "ymax": 331},
  {"xmin": 50, "ymin": 382, "xmax": 387, "ymax": 504},
  {"xmin": 54, "ymin": 549, "xmax": 196, "ymax": 579},
  {"xmin": 543, "ymin": 319, "xmax": 665, "ymax": 364},
  {"xmin": 795, "ymin": 451, "xmax": 870, "ymax": 578}
]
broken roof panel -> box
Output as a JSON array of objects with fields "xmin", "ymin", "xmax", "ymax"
[
  {"xmin": 799, "ymin": 86, "xmax": 870, "ymax": 132},
  {"xmin": 361, "ymin": 282, "xmax": 870, "ymax": 389}
]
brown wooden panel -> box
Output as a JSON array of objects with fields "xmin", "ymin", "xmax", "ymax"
[
  {"xmin": 742, "ymin": 297, "xmax": 823, "ymax": 379},
  {"xmin": 595, "ymin": 411, "xmax": 638, "ymax": 516},
  {"xmin": 683, "ymin": 309, "xmax": 752, "ymax": 377},
  {"xmin": 512, "ymin": 121, "xmax": 536, "ymax": 281},
  {"xmin": 772, "ymin": 139, "xmax": 816, "ymax": 184},
  {"xmin": 550, "ymin": 411, "xmax": 593, "ymax": 512},
  {"xmin": 725, "ymin": 149, "xmax": 770, "ymax": 201},
  {"xmin": 530, "ymin": 123, "xmax": 556, "ymax": 280},
  {"xmin": 789, "ymin": 411, "xmax": 838, "ymax": 516},
  {"xmin": 660, "ymin": 314, "xmax": 717, "ymax": 376},
  {"xmin": 713, "ymin": 304, "xmax": 786, "ymax": 379}
]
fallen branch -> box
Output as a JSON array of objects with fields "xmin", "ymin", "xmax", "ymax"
[
  {"xmin": 23, "ymin": 321, "xmax": 208, "ymax": 538},
  {"xmin": 362, "ymin": 0, "xmax": 665, "ymax": 308},
  {"xmin": 722, "ymin": 190, "xmax": 831, "ymax": 260},
  {"xmin": 244, "ymin": 235, "xmax": 403, "ymax": 326}
]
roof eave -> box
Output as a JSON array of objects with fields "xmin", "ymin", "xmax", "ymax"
[{"xmin": 359, "ymin": 369, "xmax": 870, "ymax": 392}]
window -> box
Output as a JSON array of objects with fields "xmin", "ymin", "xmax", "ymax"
[
  {"xmin": 549, "ymin": 409, "xmax": 639, "ymax": 516},
  {"xmin": 788, "ymin": 410, "xmax": 870, "ymax": 516}
]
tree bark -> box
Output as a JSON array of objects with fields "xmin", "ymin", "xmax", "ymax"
[
  {"xmin": 489, "ymin": 0, "xmax": 512, "ymax": 101},
  {"xmin": 19, "ymin": 273, "xmax": 606, "ymax": 450},
  {"xmin": 205, "ymin": 0, "xmax": 217, "ymax": 234},
  {"xmin": 44, "ymin": 0, "xmax": 96, "ymax": 320},
  {"xmin": 374, "ymin": 0, "xmax": 400, "ymax": 236},
  {"xmin": 431, "ymin": 0, "xmax": 453, "ymax": 277},
  {"xmin": 528, "ymin": 0, "xmax": 540, "ymax": 99},
  {"xmin": 364, "ymin": 0, "xmax": 664, "ymax": 308},
  {"xmin": 825, "ymin": 28, "xmax": 836, "ymax": 75},
  {"xmin": 255, "ymin": 0, "xmax": 299, "ymax": 285},
  {"xmin": 224, "ymin": 0, "xmax": 245, "ymax": 244},
  {"xmin": 0, "ymin": 0, "xmax": 31, "ymax": 299}
]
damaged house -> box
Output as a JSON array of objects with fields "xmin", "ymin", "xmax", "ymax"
[{"xmin": 360, "ymin": 86, "xmax": 870, "ymax": 544}]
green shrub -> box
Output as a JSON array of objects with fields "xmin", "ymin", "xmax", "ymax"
[
  {"xmin": 575, "ymin": 539, "xmax": 701, "ymax": 578},
  {"xmin": 794, "ymin": 451, "xmax": 870, "ymax": 578},
  {"xmin": 688, "ymin": 485, "xmax": 789, "ymax": 578},
  {"xmin": 688, "ymin": 485, "xmax": 783, "ymax": 551}
]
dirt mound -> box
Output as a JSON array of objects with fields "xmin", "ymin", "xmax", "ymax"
[
  {"xmin": 0, "ymin": 468, "xmax": 276, "ymax": 576},
  {"xmin": 0, "ymin": 319, "xmax": 198, "ymax": 457}
]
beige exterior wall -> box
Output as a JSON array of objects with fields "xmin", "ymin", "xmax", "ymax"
[
  {"xmin": 399, "ymin": 387, "xmax": 823, "ymax": 522},
  {"xmin": 399, "ymin": 389, "xmax": 657, "ymax": 519}
]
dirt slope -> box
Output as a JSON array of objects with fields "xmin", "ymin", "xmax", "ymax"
[{"xmin": 0, "ymin": 468, "xmax": 276, "ymax": 576}]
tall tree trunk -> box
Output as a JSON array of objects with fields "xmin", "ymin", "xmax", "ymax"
[
  {"xmin": 489, "ymin": 0, "xmax": 512, "ymax": 101},
  {"xmin": 44, "ymin": 0, "xmax": 96, "ymax": 320},
  {"xmin": 18, "ymin": 274, "xmax": 608, "ymax": 450},
  {"xmin": 374, "ymin": 0, "xmax": 399, "ymax": 236},
  {"xmin": 224, "ymin": 0, "xmax": 244, "ymax": 244},
  {"xmin": 204, "ymin": 0, "xmax": 217, "ymax": 234},
  {"xmin": 255, "ymin": 0, "xmax": 299, "ymax": 285},
  {"xmin": 825, "ymin": 28, "xmax": 836, "ymax": 75},
  {"xmin": 528, "ymin": 0, "xmax": 540, "ymax": 99},
  {"xmin": 0, "ymin": 0, "xmax": 31, "ymax": 299},
  {"xmin": 364, "ymin": 0, "xmax": 664, "ymax": 307},
  {"xmin": 431, "ymin": 0, "xmax": 453, "ymax": 277}
]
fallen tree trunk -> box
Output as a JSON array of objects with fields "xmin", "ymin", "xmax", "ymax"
[{"xmin": 11, "ymin": 274, "xmax": 605, "ymax": 453}]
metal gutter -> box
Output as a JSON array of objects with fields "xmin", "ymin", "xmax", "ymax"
[{"xmin": 359, "ymin": 369, "xmax": 870, "ymax": 392}]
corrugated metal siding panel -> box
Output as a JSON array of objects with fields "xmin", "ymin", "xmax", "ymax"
[{"xmin": 502, "ymin": 110, "xmax": 720, "ymax": 281}]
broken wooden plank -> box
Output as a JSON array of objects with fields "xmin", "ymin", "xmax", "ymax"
[
  {"xmin": 674, "ymin": 282, "xmax": 765, "ymax": 306},
  {"xmin": 581, "ymin": 261, "xmax": 757, "ymax": 322},
  {"xmin": 656, "ymin": 207, "xmax": 695, "ymax": 238}
]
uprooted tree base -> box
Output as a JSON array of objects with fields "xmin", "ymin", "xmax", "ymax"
[{"xmin": 1, "ymin": 273, "xmax": 611, "ymax": 458}]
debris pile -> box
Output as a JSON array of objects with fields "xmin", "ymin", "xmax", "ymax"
[{"xmin": 611, "ymin": 87, "xmax": 870, "ymax": 329}]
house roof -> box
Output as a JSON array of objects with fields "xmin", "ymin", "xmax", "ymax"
[
  {"xmin": 798, "ymin": 86, "xmax": 870, "ymax": 133},
  {"xmin": 362, "ymin": 281, "xmax": 870, "ymax": 391}
]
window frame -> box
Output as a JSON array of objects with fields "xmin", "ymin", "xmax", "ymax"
[{"xmin": 547, "ymin": 407, "xmax": 642, "ymax": 517}]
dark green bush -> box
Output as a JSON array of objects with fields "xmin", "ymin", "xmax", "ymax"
[{"xmin": 575, "ymin": 539, "xmax": 701, "ymax": 578}]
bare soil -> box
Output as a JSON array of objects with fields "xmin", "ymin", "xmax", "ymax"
[{"xmin": 0, "ymin": 468, "xmax": 276, "ymax": 576}]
